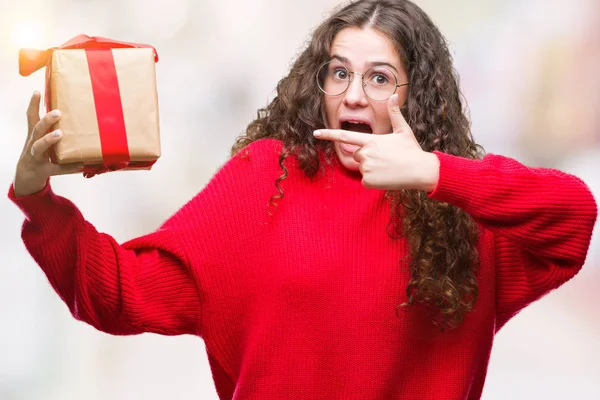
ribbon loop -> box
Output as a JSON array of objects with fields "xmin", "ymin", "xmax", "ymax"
[{"xmin": 18, "ymin": 34, "xmax": 159, "ymax": 77}]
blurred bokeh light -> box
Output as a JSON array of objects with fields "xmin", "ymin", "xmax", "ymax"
[{"xmin": 1, "ymin": 0, "xmax": 598, "ymax": 399}]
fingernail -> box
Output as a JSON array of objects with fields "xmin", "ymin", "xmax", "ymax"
[
  {"xmin": 52, "ymin": 129, "xmax": 62, "ymax": 137},
  {"xmin": 50, "ymin": 110, "xmax": 61, "ymax": 118},
  {"xmin": 390, "ymin": 94, "xmax": 399, "ymax": 105},
  {"xmin": 313, "ymin": 130, "xmax": 322, "ymax": 137}
]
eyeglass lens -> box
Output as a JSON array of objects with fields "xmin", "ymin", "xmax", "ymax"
[{"xmin": 317, "ymin": 61, "xmax": 399, "ymax": 101}]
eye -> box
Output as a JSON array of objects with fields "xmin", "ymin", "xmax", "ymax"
[
  {"xmin": 370, "ymin": 73, "xmax": 389, "ymax": 85},
  {"xmin": 333, "ymin": 68, "xmax": 348, "ymax": 80}
]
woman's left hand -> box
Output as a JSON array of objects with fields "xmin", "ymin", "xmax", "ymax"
[{"xmin": 313, "ymin": 94, "xmax": 440, "ymax": 192}]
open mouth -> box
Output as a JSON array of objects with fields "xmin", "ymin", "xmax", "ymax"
[{"xmin": 341, "ymin": 120, "xmax": 373, "ymax": 134}]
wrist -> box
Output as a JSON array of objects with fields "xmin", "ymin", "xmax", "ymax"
[
  {"xmin": 420, "ymin": 152, "xmax": 440, "ymax": 193},
  {"xmin": 13, "ymin": 175, "xmax": 48, "ymax": 198}
]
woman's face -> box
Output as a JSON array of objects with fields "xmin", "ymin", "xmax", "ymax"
[{"xmin": 323, "ymin": 27, "xmax": 409, "ymax": 171}]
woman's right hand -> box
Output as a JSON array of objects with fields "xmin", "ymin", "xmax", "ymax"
[{"xmin": 12, "ymin": 91, "xmax": 84, "ymax": 197}]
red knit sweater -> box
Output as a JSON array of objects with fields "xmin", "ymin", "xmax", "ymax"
[{"xmin": 9, "ymin": 138, "xmax": 597, "ymax": 399}]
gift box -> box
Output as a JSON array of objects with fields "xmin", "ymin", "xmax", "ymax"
[{"xmin": 19, "ymin": 35, "xmax": 161, "ymax": 178}]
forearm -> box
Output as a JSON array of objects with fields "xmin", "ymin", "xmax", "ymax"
[
  {"xmin": 9, "ymin": 182, "xmax": 202, "ymax": 336},
  {"xmin": 428, "ymin": 152, "xmax": 598, "ymax": 263}
]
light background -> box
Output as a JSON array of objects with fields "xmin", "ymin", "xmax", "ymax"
[{"xmin": 1, "ymin": 0, "xmax": 599, "ymax": 399}]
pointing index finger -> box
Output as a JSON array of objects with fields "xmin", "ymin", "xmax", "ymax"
[{"xmin": 313, "ymin": 129, "xmax": 372, "ymax": 147}]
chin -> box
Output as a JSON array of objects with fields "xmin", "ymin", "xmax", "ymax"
[{"xmin": 334, "ymin": 143, "xmax": 361, "ymax": 172}]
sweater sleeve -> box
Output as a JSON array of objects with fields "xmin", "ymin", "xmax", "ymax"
[
  {"xmin": 8, "ymin": 180, "xmax": 204, "ymax": 336},
  {"xmin": 8, "ymin": 139, "xmax": 283, "ymax": 337},
  {"xmin": 428, "ymin": 151, "xmax": 598, "ymax": 330}
]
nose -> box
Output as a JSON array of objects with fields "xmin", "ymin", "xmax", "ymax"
[{"xmin": 343, "ymin": 73, "xmax": 368, "ymax": 108}]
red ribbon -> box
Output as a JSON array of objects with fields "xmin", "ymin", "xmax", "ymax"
[
  {"xmin": 85, "ymin": 49, "xmax": 131, "ymax": 173},
  {"xmin": 19, "ymin": 35, "xmax": 159, "ymax": 178}
]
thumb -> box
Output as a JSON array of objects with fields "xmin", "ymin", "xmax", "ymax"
[
  {"xmin": 26, "ymin": 91, "xmax": 42, "ymax": 135},
  {"xmin": 388, "ymin": 94, "xmax": 410, "ymax": 133}
]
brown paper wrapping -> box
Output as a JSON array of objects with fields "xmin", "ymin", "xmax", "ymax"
[{"xmin": 49, "ymin": 48, "xmax": 161, "ymax": 167}]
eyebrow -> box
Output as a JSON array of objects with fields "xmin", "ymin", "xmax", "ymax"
[{"xmin": 331, "ymin": 54, "xmax": 399, "ymax": 73}]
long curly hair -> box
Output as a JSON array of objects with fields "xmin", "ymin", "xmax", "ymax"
[{"xmin": 231, "ymin": 0, "xmax": 485, "ymax": 330}]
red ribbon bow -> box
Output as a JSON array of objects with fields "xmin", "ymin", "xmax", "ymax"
[{"xmin": 19, "ymin": 34, "xmax": 159, "ymax": 178}]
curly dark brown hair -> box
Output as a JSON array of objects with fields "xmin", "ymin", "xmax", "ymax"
[{"xmin": 231, "ymin": 0, "xmax": 485, "ymax": 330}]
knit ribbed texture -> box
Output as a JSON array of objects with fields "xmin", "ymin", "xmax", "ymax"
[{"xmin": 9, "ymin": 139, "xmax": 597, "ymax": 400}]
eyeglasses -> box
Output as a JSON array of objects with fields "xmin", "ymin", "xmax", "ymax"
[{"xmin": 316, "ymin": 60, "xmax": 409, "ymax": 102}]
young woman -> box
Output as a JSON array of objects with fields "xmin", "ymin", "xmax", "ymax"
[{"xmin": 9, "ymin": 0, "xmax": 597, "ymax": 399}]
